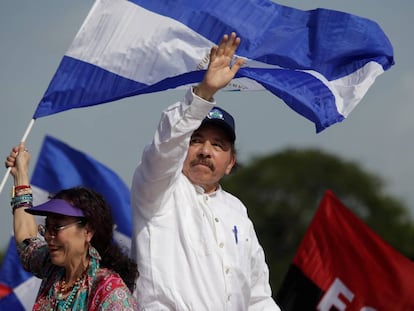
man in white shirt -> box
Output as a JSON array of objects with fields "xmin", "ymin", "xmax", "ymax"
[{"xmin": 131, "ymin": 32, "xmax": 280, "ymax": 310}]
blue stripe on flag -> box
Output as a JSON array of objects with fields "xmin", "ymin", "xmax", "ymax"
[
  {"xmin": 131, "ymin": 0, "xmax": 393, "ymax": 76},
  {"xmin": 0, "ymin": 292, "xmax": 25, "ymax": 311},
  {"xmin": 33, "ymin": 0, "xmax": 394, "ymax": 132},
  {"xmin": 238, "ymin": 67, "xmax": 342, "ymax": 129},
  {"xmin": 34, "ymin": 56, "xmax": 205, "ymax": 118}
]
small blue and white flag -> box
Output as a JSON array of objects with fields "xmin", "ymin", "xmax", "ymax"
[
  {"xmin": 33, "ymin": 0, "xmax": 394, "ymax": 132},
  {"xmin": 0, "ymin": 135, "xmax": 132, "ymax": 310},
  {"xmin": 0, "ymin": 238, "xmax": 38, "ymax": 310},
  {"xmin": 30, "ymin": 135, "xmax": 132, "ymax": 245}
]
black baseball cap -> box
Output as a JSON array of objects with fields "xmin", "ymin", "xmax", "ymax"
[{"xmin": 201, "ymin": 106, "xmax": 236, "ymax": 143}]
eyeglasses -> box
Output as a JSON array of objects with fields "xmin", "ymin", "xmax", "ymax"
[{"xmin": 38, "ymin": 220, "xmax": 84, "ymax": 237}]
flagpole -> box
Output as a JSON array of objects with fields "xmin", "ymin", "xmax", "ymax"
[{"xmin": 0, "ymin": 119, "xmax": 36, "ymax": 195}]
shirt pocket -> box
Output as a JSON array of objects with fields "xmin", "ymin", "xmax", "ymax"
[{"xmin": 230, "ymin": 224, "xmax": 252, "ymax": 272}]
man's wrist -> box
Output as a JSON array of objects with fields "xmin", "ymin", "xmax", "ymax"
[{"xmin": 192, "ymin": 86, "xmax": 214, "ymax": 102}]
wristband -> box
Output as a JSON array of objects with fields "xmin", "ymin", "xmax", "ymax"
[{"xmin": 11, "ymin": 185, "xmax": 31, "ymax": 198}]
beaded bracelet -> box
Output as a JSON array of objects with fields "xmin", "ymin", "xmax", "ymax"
[
  {"xmin": 12, "ymin": 198, "xmax": 33, "ymax": 206},
  {"xmin": 15, "ymin": 188, "xmax": 32, "ymax": 196},
  {"xmin": 11, "ymin": 186, "xmax": 33, "ymax": 214},
  {"xmin": 11, "ymin": 185, "xmax": 31, "ymax": 198},
  {"xmin": 14, "ymin": 185, "xmax": 31, "ymax": 191},
  {"xmin": 11, "ymin": 194, "xmax": 33, "ymax": 205},
  {"xmin": 11, "ymin": 194, "xmax": 33, "ymax": 213},
  {"xmin": 12, "ymin": 201, "xmax": 33, "ymax": 214}
]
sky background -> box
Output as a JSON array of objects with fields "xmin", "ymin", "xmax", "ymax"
[{"xmin": 0, "ymin": 1, "xmax": 413, "ymax": 251}]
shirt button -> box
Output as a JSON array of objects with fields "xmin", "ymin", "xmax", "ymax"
[
  {"xmin": 225, "ymin": 268, "xmax": 230, "ymax": 274},
  {"xmin": 219, "ymin": 242, "xmax": 224, "ymax": 248},
  {"xmin": 227, "ymin": 294, "xmax": 231, "ymax": 301},
  {"xmin": 214, "ymin": 217, "xmax": 219, "ymax": 222}
]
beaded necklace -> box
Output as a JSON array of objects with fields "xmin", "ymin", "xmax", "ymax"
[
  {"xmin": 55, "ymin": 265, "xmax": 89, "ymax": 310},
  {"xmin": 56, "ymin": 281, "xmax": 81, "ymax": 311}
]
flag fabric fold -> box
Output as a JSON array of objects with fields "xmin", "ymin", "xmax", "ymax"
[
  {"xmin": 0, "ymin": 135, "xmax": 132, "ymax": 310},
  {"xmin": 33, "ymin": 0, "xmax": 394, "ymax": 132},
  {"xmin": 276, "ymin": 190, "xmax": 414, "ymax": 310}
]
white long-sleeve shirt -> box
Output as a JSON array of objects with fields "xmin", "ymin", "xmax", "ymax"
[{"xmin": 131, "ymin": 88, "xmax": 280, "ymax": 311}]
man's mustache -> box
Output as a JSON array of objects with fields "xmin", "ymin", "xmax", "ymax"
[{"xmin": 190, "ymin": 158, "xmax": 215, "ymax": 171}]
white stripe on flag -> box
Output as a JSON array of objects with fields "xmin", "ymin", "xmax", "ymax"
[
  {"xmin": 13, "ymin": 277, "xmax": 41, "ymax": 311},
  {"xmin": 304, "ymin": 62, "xmax": 385, "ymax": 117},
  {"xmin": 67, "ymin": 0, "xmax": 213, "ymax": 85},
  {"xmin": 31, "ymin": 186, "xmax": 50, "ymax": 206}
]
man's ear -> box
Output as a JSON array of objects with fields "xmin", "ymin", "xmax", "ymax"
[{"xmin": 225, "ymin": 153, "xmax": 236, "ymax": 175}]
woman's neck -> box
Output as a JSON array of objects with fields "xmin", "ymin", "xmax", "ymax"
[{"xmin": 65, "ymin": 257, "xmax": 89, "ymax": 284}]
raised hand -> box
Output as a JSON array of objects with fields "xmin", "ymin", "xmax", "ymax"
[
  {"xmin": 5, "ymin": 142, "xmax": 30, "ymax": 185},
  {"xmin": 195, "ymin": 32, "xmax": 245, "ymax": 101}
]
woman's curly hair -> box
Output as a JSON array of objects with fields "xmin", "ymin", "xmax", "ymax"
[{"xmin": 52, "ymin": 187, "xmax": 138, "ymax": 292}]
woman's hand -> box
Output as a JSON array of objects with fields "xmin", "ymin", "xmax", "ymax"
[{"xmin": 5, "ymin": 142, "xmax": 30, "ymax": 186}]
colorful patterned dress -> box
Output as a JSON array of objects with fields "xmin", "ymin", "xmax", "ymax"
[{"xmin": 18, "ymin": 237, "xmax": 138, "ymax": 310}]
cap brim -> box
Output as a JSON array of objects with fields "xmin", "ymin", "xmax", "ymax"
[
  {"xmin": 25, "ymin": 199, "xmax": 85, "ymax": 217},
  {"xmin": 201, "ymin": 119, "xmax": 236, "ymax": 142}
]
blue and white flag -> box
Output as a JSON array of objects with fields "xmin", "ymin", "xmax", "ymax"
[
  {"xmin": 0, "ymin": 135, "xmax": 132, "ymax": 310},
  {"xmin": 30, "ymin": 135, "xmax": 132, "ymax": 242},
  {"xmin": 0, "ymin": 238, "xmax": 38, "ymax": 310},
  {"xmin": 33, "ymin": 0, "xmax": 394, "ymax": 132}
]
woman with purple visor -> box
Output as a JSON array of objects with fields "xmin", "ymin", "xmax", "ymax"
[{"xmin": 5, "ymin": 142, "xmax": 138, "ymax": 310}]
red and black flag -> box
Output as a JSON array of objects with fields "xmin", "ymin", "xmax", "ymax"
[{"xmin": 277, "ymin": 190, "xmax": 414, "ymax": 310}]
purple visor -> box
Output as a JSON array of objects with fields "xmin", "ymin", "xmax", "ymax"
[{"xmin": 25, "ymin": 199, "xmax": 85, "ymax": 217}]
